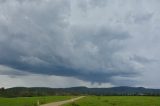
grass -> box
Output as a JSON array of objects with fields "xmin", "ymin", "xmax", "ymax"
[
  {"xmin": 0, "ymin": 96, "xmax": 74, "ymax": 106},
  {"xmin": 63, "ymin": 96, "xmax": 160, "ymax": 106}
]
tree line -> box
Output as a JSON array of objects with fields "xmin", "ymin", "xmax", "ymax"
[{"xmin": 0, "ymin": 86, "xmax": 160, "ymax": 97}]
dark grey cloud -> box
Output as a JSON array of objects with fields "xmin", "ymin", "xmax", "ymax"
[
  {"xmin": 130, "ymin": 55, "xmax": 156, "ymax": 64},
  {"xmin": 0, "ymin": 0, "xmax": 159, "ymax": 87}
]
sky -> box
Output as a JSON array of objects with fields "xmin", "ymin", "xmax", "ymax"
[{"xmin": 0, "ymin": 0, "xmax": 160, "ymax": 88}]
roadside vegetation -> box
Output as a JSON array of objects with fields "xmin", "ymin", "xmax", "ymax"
[
  {"xmin": 64, "ymin": 96, "xmax": 160, "ymax": 106},
  {"xmin": 0, "ymin": 96, "xmax": 74, "ymax": 106}
]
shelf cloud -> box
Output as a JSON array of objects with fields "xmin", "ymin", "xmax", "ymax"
[{"xmin": 0, "ymin": 0, "xmax": 160, "ymax": 88}]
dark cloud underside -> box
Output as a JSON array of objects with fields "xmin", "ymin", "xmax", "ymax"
[{"xmin": 0, "ymin": 0, "xmax": 160, "ymax": 87}]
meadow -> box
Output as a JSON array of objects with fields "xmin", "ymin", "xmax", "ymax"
[
  {"xmin": 0, "ymin": 96, "xmax": 74, "ymax": 106},
  {"xmin": 64, "ymin": 96, "xmax": 160, "ymax": 106}
]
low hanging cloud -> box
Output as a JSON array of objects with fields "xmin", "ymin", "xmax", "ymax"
[{"xmin": 0, "ymin": 0, "xmax": 160, "ymax": 87}]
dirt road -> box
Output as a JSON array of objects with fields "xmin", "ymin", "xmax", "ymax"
[{"xmin": 40, "ymin": 96, "xmax": 85, "ymax": 106}]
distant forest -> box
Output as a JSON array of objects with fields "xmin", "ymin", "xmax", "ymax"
[{"xmin": 0, "ymin": 86, "xmax": 160, "ymax": 97}]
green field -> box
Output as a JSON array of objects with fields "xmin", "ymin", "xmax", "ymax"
[
  {"xmin": 64, "ymin": 96, "xmax": 160, "ymax": 106},
  {"xmin": 0, "ymin": 96, "xmax": 74, "ymax": 106}
]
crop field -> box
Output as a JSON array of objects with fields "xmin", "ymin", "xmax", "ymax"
[
  {"xmin": 0, "ymin": 96, "xmax": 74, "ymax": 106},
  {"xmin": 64, "ymin": 96, "xmax": 160, "ymax": 106}
]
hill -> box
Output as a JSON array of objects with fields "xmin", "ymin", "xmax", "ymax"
[{"xmin": 0, "ymin": 86, "xmax": 160, "ymax": 97}]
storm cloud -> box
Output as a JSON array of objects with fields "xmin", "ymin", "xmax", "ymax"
[{"xmin": 0, "ymin": 0, "xmax": 160, "ymax": 87}]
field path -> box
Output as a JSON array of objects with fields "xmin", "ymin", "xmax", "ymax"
[{"xmin": 40, "ymin": 96, "xmax": 85, "ymax": 106}]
